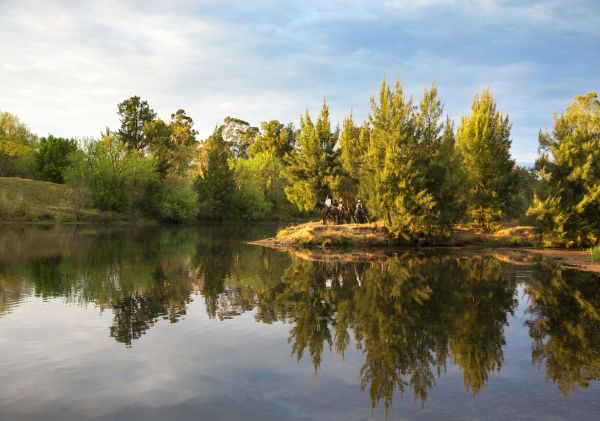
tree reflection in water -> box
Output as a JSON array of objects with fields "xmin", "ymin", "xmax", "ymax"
[
  {"xmin": 1, "ymin": 226, "xmax": 599, "ymax": 411},
  {"xmin": 525, "ymin": 264, "xmax": 600, "ymax": 395}
]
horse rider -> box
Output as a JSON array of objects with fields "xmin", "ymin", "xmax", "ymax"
[
  {"xmin": 355, "ymin": 199, "xmax": 365, "ymax": 223},
  {"xmin": 325, "ymin": 195, "xmax": 332, "ymax": 209}
]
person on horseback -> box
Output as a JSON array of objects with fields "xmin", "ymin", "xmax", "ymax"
[
  {"xmin": 337, "ymin": 199, "xmax": 345, "ymax": 224},
  {"xmin": 355, "ymin": 199, "xmax": 366, "ymax": 224},
  {"xmin": 325, "ymin": 195, "xmax": 332, "ymax": 209}
]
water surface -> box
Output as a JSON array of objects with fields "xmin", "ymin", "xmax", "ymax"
[{"xmin": 1, "ymin": 225, "xmax": 599, "ymax": 420}]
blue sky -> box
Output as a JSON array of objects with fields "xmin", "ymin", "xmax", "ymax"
[{"xmin": 1, "ymin": 0, "xmax": 599, "ymax": 164}]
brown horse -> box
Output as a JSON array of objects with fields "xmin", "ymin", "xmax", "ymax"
[{"xmin": 315, "ymin": 202, "xmax": 341, "ymax": 225}]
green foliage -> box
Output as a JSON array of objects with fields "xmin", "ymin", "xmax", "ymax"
[
  {"xmin": 0, "ymin": 111, "xmax": 37, "ymax": 177},
  {"xmin": 284, "ymin": 101, "xmax": 340, "ymax": 211},
  {"xmin": 194, "ymin": 128, "xmax": 237, "ymax": 219},
  {"xmin": 33, "ymin": 135, "xmax": 78, "ymax": 183},
  {"xmin": 117, "ymin": 96, "xmax": 157, "ymax": 152},
  {"xmin": 66, "ymin": 135, "xmax": 158, "ymax": 212},
  {"xmin": 506, "ymin": 165, "xmax": 538, "ymax": 222},
  {"xmin": 360, "ymin": 80, "xmax": 464, "ymax": 239},
  {"xmin": 145, "ymin": 109, "xmax": 198, "ymax": 178},
  {"xmin": 587, "ymin": 246, "xmax": 600, "ymax": 261},
  {"xmin": 151, "ymin": 176, "xmax": 198, "ymax": 223},
  {"xmin": 337, "ymin": 113, "xmax": 368, "ymax": 205},
  {"xmin": 248, "ymin": 120, "xmax": 295, "ymax": 159},
  {"xmin": 233, "ymin": 152, "xmax": 291, "ymax": 220},
  {"xmin": 220, "ymin": 116, "xmax": 259, "ymax": 159},
  {"xmin": 456, "ymin": 90, "xmax": 516, "ymax": 229},
  {"xmin": 529, "ymin": 92, "xmax": 600, "ymax": 247}
]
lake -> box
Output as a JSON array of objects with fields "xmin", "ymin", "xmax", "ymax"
[{"xmin": 1, "ymin": 224, "xmax": 599, "ymax": 420}]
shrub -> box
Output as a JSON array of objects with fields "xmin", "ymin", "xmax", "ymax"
[
  {"xmin": 34, "ymin": 135, "xmax": 78, "ymax": 183},
  {"xmin": 151, "ymin": 178, "xmax": 198, "ymax": 223}
]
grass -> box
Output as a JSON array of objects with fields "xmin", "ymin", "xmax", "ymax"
[
  {"xmin": 0, "ymin": 176, "xmax": 129, "ymax": 222},
  {"xmin": 269, "ymin": 221, "xmax": 397, "ymax": 248},
  {"xmin": 258, "ymin": 221, "xmax": 544, "ymax": 250},
  {"xmin": 588, "ymin": 246, "xmax": 600, "ymax": 262}
]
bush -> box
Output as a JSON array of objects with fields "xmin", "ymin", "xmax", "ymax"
[
  {"xmin": 66, "ymin": 135, "xmax": 158, "ymax": 212},
  {"xmin": 34, "ymin": 135, "xmax": 78, "ymax": 183},
  {"xmin": 151, "ymin": 178, "xmax": 198, "ymax": 223}
]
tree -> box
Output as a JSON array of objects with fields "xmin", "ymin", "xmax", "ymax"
[
  {"xmin": 0, "ymin": 111, "xmax": 37, "ymax": 177},
  {"xmin": 220, "ymin": 117, "xmax": 259, "ymax": 159},
  {"xmin": 68, "ymin": 135, "xmax": 158, "ymax": 212},
  {"xmin": 284, "ymin": 100, "xmax": 340, "ymax": 211},
  {"xmin": 194, "ymin": 128, "xmax": 236, "ymax": 219},
  {"xmin": 117, "ymin": 96, "xmax": 157, "ymax": 152},
  {"xmin": 361, "ymin": 79, "xmax": 435, "ymax": 237},
  {"xmin": 416, "ymin": 88, "xmax": 467, "ymax": 233},
  {"xmin": 528, "ymin": 92, "xmax": 600, "ymax": 247},
  {"xmin": 233, "ymin": 152, "xmax": 290, "ymax": 220},
  {"xmin": 456, "ymin": 89, "xmax": 516, "ymax": 229},
  {"xmin": 33, "ymin": 135, "xmax": 78, "ymax": 183},
  {"xmin": 150, "ymin": 176, "xmax": 198, "ymax": 223},
  {"xmin": 247, "ymin": 120, "xmax": 295, "ymax": 159},
  {"xmin": 338, "ymin": 113, "xmax": 368, "ymax": 205}
]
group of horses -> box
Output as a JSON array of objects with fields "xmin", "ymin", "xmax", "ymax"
[{"xmin": 315, "ymin": 201, "xmax": 368, "ymax": 225}]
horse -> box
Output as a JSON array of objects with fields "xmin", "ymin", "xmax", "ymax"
[{"xmin": 315, "ymin": 201, "xmax": 341, "ymax": 225}]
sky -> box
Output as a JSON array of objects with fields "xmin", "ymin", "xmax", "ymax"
[{"xmin": 1, "ymin": 0, "xmax": 599, "ymax": 164}]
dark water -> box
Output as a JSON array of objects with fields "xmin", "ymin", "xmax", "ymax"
[{"xmin": 1, "ymin": 225, "xmax": 599, "ymax": 420}]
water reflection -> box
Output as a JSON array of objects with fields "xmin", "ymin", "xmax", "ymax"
[{"xmin": 0, "ymin": 225, "xmax": 599, "ymax": 412}]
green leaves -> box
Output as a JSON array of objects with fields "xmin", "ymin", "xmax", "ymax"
[
  {"xmin": 530, "ymin": 92, "xmax": 600, "ymax": 247},
  {"xmin": 284, "ymin": 100, "xmax": 340, "ymax": 211},
  {"xmin": 456, "ymin": 89, "xmax": 516, "ymax": 229}
]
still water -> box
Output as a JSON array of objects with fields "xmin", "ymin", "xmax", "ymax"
[{"xmin": 0, "ymin": 224, "xmax": 599, "ymax": 420}]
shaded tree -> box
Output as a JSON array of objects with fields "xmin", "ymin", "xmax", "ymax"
[
  {"xmin": 117, "ymin": 96, "xmax": 157, "ymax": 152},
  {"xmin": 220, "ymin": 116, "xmax": 259, "ymax": 159},
  {"xmin": 194, "ymin": 127, "xmax": 236, "ymax": 219}
]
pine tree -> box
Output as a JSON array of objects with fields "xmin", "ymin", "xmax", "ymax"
[
  {"xmin": 194, "ymin": 127, "xmax": 236, "ymax": 219},
  {"xmin": 416, "ymin": 86, "xmax": 466, "ymax": 233},
  {"xmin": 456, "ymin": 90, "xmax": 516, "ymax": 229},
  {"xmin": 284, "ymin": 100, "xmax": 340, "ymax": 211},
  {"xmin": 528, "ymin": 92, "xmax": 600, "ymax": 247},
  {"xmin": 362, "ymin": 78, "xmax": 435, "ymax": 237}
]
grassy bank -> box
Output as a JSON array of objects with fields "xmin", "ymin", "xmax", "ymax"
[
  {"xmin": 0, "ymin": 177, "xmax": 131, "ymax": 222},
  {"xmin": 253, "ymin": 221, "xmax": 542, "ymax": 249}
]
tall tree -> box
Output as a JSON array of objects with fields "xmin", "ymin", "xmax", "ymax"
[
  {"xmin": 220, "ymin": 117, "xmax": 259, "ymax": 159},
  {"xmin": 284, "ymin": 100, "xmax": 340, "ymax": 211},
  {"xmin": 194, "ymin": 127, "xmax": 236, "ymax": 219},
  {"xmin": 416, "ymin": 86, "xmax": 466, "ymax": 233},
  {"xmin": 247, "ymin": 120, "xmax": 295, "ymax": 159},
  {"xmin": 528, "ymin": 92, "xmax": 600, "ymax": 247},
  {"xmin": 145, "ymin": 109, "xmax": 199, "ymax": 178},
  {"xmin": 456, "ymin": 90, "xmax": 516, "ymax": 229},
  {"xmin": 117, "ymin": 96, "xmax": 157, "ymax": 152},
  {"xmin": 361, "ymin": 78, "xmax": 435, "ymax": 237}
]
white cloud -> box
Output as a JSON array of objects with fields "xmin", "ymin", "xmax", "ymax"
[{"xmin": 0, "ymin": 0, "xmax": 598, "ymax": 164}]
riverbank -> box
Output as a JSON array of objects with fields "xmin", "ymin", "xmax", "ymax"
[
  {"xmin": 252, "ymin": 221, "xmax": 541, "ymax": 249},
  {"xmin": 0, "ymin": 177, "xmax": 137, "ymax": 223}
]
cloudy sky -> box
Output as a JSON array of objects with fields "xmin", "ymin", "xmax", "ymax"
[{"xmin": 1, "ymin": 0, "xmax": 599, "ymax": 164}]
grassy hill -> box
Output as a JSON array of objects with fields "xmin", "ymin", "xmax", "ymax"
[{"xmin": 0, "ymin": 177, "xmax": 124, "ymax": 222}]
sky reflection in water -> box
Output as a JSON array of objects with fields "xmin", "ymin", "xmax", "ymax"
[{"xmin": 0, "ymin": 225, "xmax": 599, "ymax": 420}]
